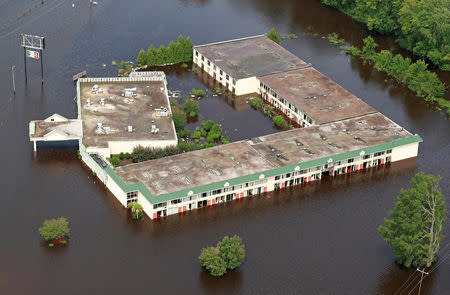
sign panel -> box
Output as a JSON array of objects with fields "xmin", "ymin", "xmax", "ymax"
[{"xmin": 26, "ymin": 49, "xmax": 39, "ymax": 60}]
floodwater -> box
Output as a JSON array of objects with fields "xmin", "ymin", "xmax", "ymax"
[{"xmin": 0, "ymin": 0, "xmax": 449, "ymax": 294}]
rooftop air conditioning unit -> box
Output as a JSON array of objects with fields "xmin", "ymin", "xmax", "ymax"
[
  {"xmin": 97, "ymin": 123, "xmax": 103, "ymax": 129},
  {"xmin": 128, "ymin": 126, "xmax": 133, "ymax": 132},
  {"xmin": 97, "ymin": 88, "xmax": 103, "ymax": 94}
]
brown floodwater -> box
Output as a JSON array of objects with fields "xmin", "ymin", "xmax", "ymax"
[{"xmin": 0, "ymin": 0, "xmax": 449, "ymax": 294}]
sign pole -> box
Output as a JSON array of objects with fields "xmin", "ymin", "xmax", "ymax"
[
  {"xmin": 40, "ymin": 49, "xmax": 44, "ymax": 84},
  {"xmin": 11, "ymin": 65, "xmax": 16, "ymax": 94},
  {"xmin": 23, "ymin": 47, "xmax": 28, "ymax": 83}
]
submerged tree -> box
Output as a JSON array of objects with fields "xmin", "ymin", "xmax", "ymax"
[
  {"xmin": 39, "ymin": 217, "xmax": 70, "ymax": 241},
  {"xmin": 378, "ymin": 173, "xmax": 446, "ymax": 268},
  {"xmin": 146, "ymin": 45, "xmax": 157, "ymax": 66},
  {"xmin": 268, "ymin": 28, "xmax": 280, "ymax": 44},
  {"xmin": 128, "ymin": 202, "xmax": 144, "ymax": 220},
  {"xmin": 136, "ymin": 49, "xmax": 147, "ymax": 66}
]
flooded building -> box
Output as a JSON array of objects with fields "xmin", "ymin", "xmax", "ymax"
[{"xmin": 29, "ymin": 38, "xmax": 422, "ymax": 220}]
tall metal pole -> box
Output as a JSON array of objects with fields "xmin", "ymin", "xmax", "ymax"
[
  {"xmin": 11, "ymin": 65, "xmax": 16, "ymax": 94},
  {"xmin": 23, "ymin": 47, "xmax": 27, "ymax": 83},
  {"xmin": 40, "ymin": 49, "xmax": 44, "ymax": 84}
]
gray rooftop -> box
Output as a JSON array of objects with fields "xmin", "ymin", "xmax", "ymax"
[
  {"xmin": 79, "ymin": 80, "xmax": 176, "ymax": 148},
  {"xmin": 258, "ymin": 67, "xmax": 377, "ymax": 124},
  {"xmin": 194, "ymin": 35, "xmax": 308, "ymax": 80},
  {"xmin": 115, "ymin": 112, "xmax": 413, "ymax": 196}
]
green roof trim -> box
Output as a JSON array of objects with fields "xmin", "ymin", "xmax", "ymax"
[{"xmin": 101, "ymin": 134, "xmax": 422, "ymax": 205}]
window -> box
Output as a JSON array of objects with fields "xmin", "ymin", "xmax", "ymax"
[
  {"xmin": 386, "ymin": 149, "xmax": 392, "ymax": 154},
  {"xmin": 374, "ymin": 151, "xmax": 385, "ymax": 157},
  {"xmin": 195, "ymin": 51, "xmax": 198, "ymax": 56},
  {"xmin": 207, "ymin": 60, "xmax": 210, "ymax": 66},
  {"xmin": 213, "ymin": 65, "xmax": 216, "ymax": 70},
  {"xmin": 127, "ymin": 191, "xmax": 138, "ymax": 200},
  {"xmin": 171, "ymin": 199, "xmax": 182, "ymax": 205},
  {"xmin": 201, "ymin": 56, "xmax": 204, "ymax": 61},
  {"xmin": 232, "ymin": 79, "xmax": 236, "ymax": 85},
  {"xmin": 275, "ymin": 175, "xmax": 280, "ymax": 180},
  {"xmin": 220, "ymin": 70, "xmax": 223, "ymax": 75},
  {"xmin": 226, "ymin": 74, "xmax": 229, "ymax": 81},
  {"xmin": 348, "ymin": 158, "xmax": 354, "ymax": 163},
  {"xmin": 363, "ymin": 154, "xmax": 371, "ymax": 159}
]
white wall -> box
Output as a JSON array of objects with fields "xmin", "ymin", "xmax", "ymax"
[
  {"xmin": 108, "ymin": 139, "xmax": 177, "ymax": 155},
  {"xmin": 235, "ymin": 77, "xmax": 259, "ymax": 96},
  {"xmin": 391, "ymin": 142, "xmax": 419, "ymax": 162}
]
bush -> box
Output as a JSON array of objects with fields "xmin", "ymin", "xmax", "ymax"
[
  {"xmin": 172, "ymin": 110, "xmax": 187, "ymax": 132},
  {"xmin": 125, "ymin": 152, "xmax": 131, "ymax": 159},
  {"xmin": 250, "ymin": 97, "xmax": 263, "ymax": 109},
  {"xmin": 222, "ymin": 138, "xmax": 230, "ymax": 144},
  {"xmin": 201, "ymin": 120, "xmax": 215, "ymax": 131},
  {"xmin": 192, "ymin": 131, "xmax": 201, "ymax": 139},
  {"xmin": 268, "ymin": 28, "xmax": 280, "ymax": 44},
  {"xmin": 327, "ymin": 33, "xmax": 345, "ymax": 45},
  {"xmin": 183, "ymin": 98, "xmax": 199, "ymax": 116},
  {"xmin": 119, "ymin": 152, "xmax": 126, "ymax": 160},
  {"xmin": 38, "ymin": 217, "xmax": 70, "ymax": 241},
  {"xmin": 191, "ymin": 88, "xmax": 205, "ymax": 97},
  {"xmin": 178, "ymin": 128, "xmax": 190, "ymax": 138},
  {"xmin": 288, "ymin": 33, "xmax": 299, "ymax": 39},
  {"xmin": 181, "ymin": 63, "xmax": 188, "ymax": 69},
  {"xmin": 111, "ymin": 60, "xmax": 117, "ymax": 66},
  {"xmin": 131, "ymin": 146, "xmax": 181, "ymax": 162},
  {"xmin": 198, "ymin": 235, "xmax": 245, "ymax": 277},
  {"xmin": 109, "ymin": 155, "xmax": 120, "ymax": 167},
  {"xmin": 273, "ymin": 115, "xmax": 285, "ymax": 127}
]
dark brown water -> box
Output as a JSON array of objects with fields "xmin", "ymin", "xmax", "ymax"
[{"xmin": 0, "ymin": 0, "xmax": 449, "ymax": 294}]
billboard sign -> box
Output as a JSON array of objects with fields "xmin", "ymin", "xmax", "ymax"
[{"xmin": 26, "ymin": 49, "xmax": 39, "ymax": 59}]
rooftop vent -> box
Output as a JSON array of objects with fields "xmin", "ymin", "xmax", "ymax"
[
  {"xmin": 99, "ymin": 98, "xmax": 106, "ymax": 105},
  {"xmin": 320, "ymin": 134, "xmax": 327, "ymax": 140},
  {"xmin": 128, "ymin": 126, "xmax": 133, "ymax": 133},
  {"xmin": 96, "ymin": 123, "xmax": 103, "ymax": 130},
  {"xmin": 103, "ymin": 126, "xmax": 110, "ymax": 134},
  {"xmin": 151, "ymin": 125, "xmax": 159, "ymax": 134},
  {"xmin": 86, "ymin": 99, "xmax": 93, "ymax": 106},
  {"xmin": 294, "ymin": 139, "xmax": 303, "ymax": 146},
  {"xmin": 97, "ymin": 88, "xmax": 103, "ymax": 94}
]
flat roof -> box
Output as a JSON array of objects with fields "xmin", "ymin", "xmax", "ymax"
[
  {"xmin": 79, "ymin": 80, "xmax": 176, "ymax": 148},
  {"xmin": 115, "ymin": 112, "xmax": 413, "ymax": 197},
  {"xmin": 31, "ymin": 120, "xmax": 82, "ymax": 138},
  {"xmin": 194, "ymin": 35, "xmax": 308, "ymax": 79},
  {"xmin": 258, "ymin": 67, "xmax": 377, "ymax": 124}
]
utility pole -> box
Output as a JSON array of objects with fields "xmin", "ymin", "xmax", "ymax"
[
  {"xmin": 417, "ymin": 268, "xmax": 429, "ymax": 295},
  {"xmin": 11, "ymin": 65, "xmax": 16, "ymax": 94}
]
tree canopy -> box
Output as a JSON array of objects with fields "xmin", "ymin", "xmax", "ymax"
[
  {"xmin": 137, "ymin": 35, "xmax": 194, "ymax": 66},
  {"xmin": 321, "ymin": 0, "xmax": 450, "ymax": 70},
  {"xmin": 38, "ymin": 217, "xmax": 70, "ymax": 241},
  {"xmin": 378, "ymin": 173, "xmax": 446, "ymax": 268},
  {"xmin": 199, "ymin": 235, "xmax": 245, "ymax": 277}
]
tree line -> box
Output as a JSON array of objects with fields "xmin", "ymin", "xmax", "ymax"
[
  {"xmin": 345, "ymin": 36, "xmax": 449, "ymax": 115},
  {"xmin": 322, "ymin": 0, "xmax": 450, "ymax": 71},
  {"xmin": 137, "ymin": 35, "xmax": 193, "ymax": 67}
]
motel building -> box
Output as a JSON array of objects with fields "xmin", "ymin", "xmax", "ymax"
[{"xmin": 29, "ymin": 37, "xmax": 422, "ymax": 220}]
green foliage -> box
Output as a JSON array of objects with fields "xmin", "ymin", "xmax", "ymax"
[
  {"xmin": 222, "ymin": 138, "xmax": 230, "ymax": 144},
  {"xmin": 250, "ymin": 97, "xmax": 263, "ymax": 109},
  {"xmin": 131, "ymin": 146, "xmax": 180, "ymax": 163},
  {"xmin": 48, "ymin": 243, "xmax": 54, "ymax": 247},
  {"xmin": 327, "ymin": 33, "xmax": 345, "ymax": 45},
  {"xmin": 178, "ymin": 128, "xmax": 191, "ymax": 138},
  {"xmin": 192, "ymin": 131, "xmax": 201, "ymax": 139},
  {"xmin": 192, "ymin": 66, "xmax": 200, "ymax": 74},
  {"xmin": 288, "ymin": 33, "xmax": 299, "ymax": 39},
  {"xmin": 183, "ymin": 98, "xmax": 199, "ymax": 117},
  {"xmin": 125, "ymin": 152, "xmax": 131, "ymax": 159},
  {"xmin": 128, "ymin": 202, "xmax": 144, "ymax": 220},
  {"xmin": 172, "ymin": 110, "xmax": 187, "ymax": 132},
  {"xmin": 346, "ymin": 37, "xmax": 447, "ymax": 109},
  {"xmin": 119, "ymin": 152, "xmax": 126, "ymax": 160},
  {"xmin": 272, "ymin": 115, "xmax": 285, "ymax": 127},
  {"xmin": 199, "ymin": 247, "xmax": 227, "ymax": 277},
  {"xmin": 136, "ymin": 49, "xmax": 147, "ymax": 66},
  {"xmin": 191, "ymin": 88, "xmax": 205, "ymax": 97},
  {"xmin": 378, "ymin": 173, "xmax": 446, "ymax": 268},
  {"xmin": 199, "ymin": 235, "xmax": 245, "ymax": 277},
  {"xmin": 146, "ymin": 45, "xmax": 157, "ymax": 66},
  {"xmin": 109, "ymin": 155, "xmax": 120, "ymax": 167},
  {"xmin": 111, "ymin": 60, "xmax": 117, "ymax": 66},
  {"xmin": 268, "ymin": 28, "xmax": 280, "ymax": 44},
  {"xmin": 119, "ymin": 60, "xmax": 126, "ymax": 69},
  {"xmin": 38, "ymin": 217, "xmax": 70, "ymax": 241},
  {"xmin": 181, "ymin": 63, "xmax": 188, "ymax": 69},
  {"xmin": 178, "ymin": 140, "xmax": 196, "ymax": 152},
  {"xmin": 139, "ymin": 35, "xmax": 194, "ymax": 66},
  {"xmin": 321, "ymin": 0, "xmax": 450, "ymax": 70},
  {"xmin": 201, "ymin": 120, "xmax": 215, "ymax": 131}
]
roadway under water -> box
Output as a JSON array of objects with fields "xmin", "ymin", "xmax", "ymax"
[{"xmin": 0, "ymin": 0, "xmax": 449, "ymax": 294}]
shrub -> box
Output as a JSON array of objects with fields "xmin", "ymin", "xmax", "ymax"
[
  {"xmin": 119, "ymin": 152, "xmax": 126, "ymax": 160},
  {"xmin": 191, "ymin": 88, "xmax": 205, "ymax": 97},
  {"xmin": 201, "ymin": 120, "xmax": 215, "ymax": 131},
  {"xmin": 192, "ymin": 66, "xmax": 200, "ymax": 74},
  {"xmin": 125, "ymin": 152, "xmax": 131, "ymax": 159},
  {"xmin": 273, "ymin": 115, "xmax": 285, "ymax": 127},
  {"xmin": 111, "ymin": 60, "xmax": 117, "ymax": 66},
  {"xmin": 192, "ymin": 131, "xmax": 201, "ymax": 139},
  {"xmin": 178, "ymin": 128, "xmax": 191, "ymax": 138},
  {"xmin": 172, "ymin": 110, "xmax": 187, "ymax": 132},
  {"xmin": 183, "ymin": 98, "xmax": 199, "ymax": 116},
  {"xmin": 38, "ymin": 217, "xmax": 70, "ymax": 241},
  {"xmin": 327, "ymin": 33, "xmax": 345, "ymax": 45},
  {"xmin": 288, "ymin": 33, "xmax": 299, "ymax": 39},
  {"xmin": 181, "ymin": 63, "xmax": 188, "ymax": 69},
  {"xmin": 199, "ymin": 247, "xmax": 227, "ymax": 277},
  {"xmin": 250, "ymin": 97, "xmax": 263, "ymax": 109},
  {"xmin": 268, "ymin": 28, "xmax": 280, "ymax": 44},
  {"xmin": 109, "ymin": 155, "xmax": 120, "ymax": 167},
  {"xmin": 222, "ymin": 138, "xmax": 230, "ymax": 144}
]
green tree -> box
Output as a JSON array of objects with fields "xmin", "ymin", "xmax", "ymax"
[
  {"xmin": 183, "ymin": 98, "xmax": 199, "ymax": 117},
  {"xmin": 199, "ymin": 247, "xmax": 227, "ymax": 277},
  {"xmin": 167, "ymin": 41, "xmax": 177, "ymax": 64},
  {"xmin": 378, "ymin": 173, "xmax": 446, "ymax": 268},
  {"xmin": 217, "ymin": 235, "xmax": 246, "ymax": 270},
  {"xmin": 38, "ymin": 217, "xmax": 70, "ymax": 241},
  {"xmin": 128, "ymin": 202, "xmax": 143, "ymax": 220},
  {"xmin": 146, "ymin": 45, "xmax": 157, "ymax": 66},
  {"xmin": 201, "ymin": 120, "xmax": 215, "ymax": 131},
  {"xmin": 109, "ymin": 155, "xmax": 120, "ymax": 167},
  {"xmin": 172, "ymin": 110, "xmax": 187, "ymax": 132},
  {"xmin": 136, "ymin": 49, "xmax": 147, "ymax": 66},
  {"xmin": 184, "ymin": 37, "xmax": 193, "ymax": 61},
  {"xmin": 175, "ymin": 35, "xmax": 186, "ymax": 63},
  {"xmin": 156, "ymin": 45, "xmax": 168, "ymax": 65},
  {"xmin": 268, "ymin": 28, "xmax": 280, "ymax": 44}
]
